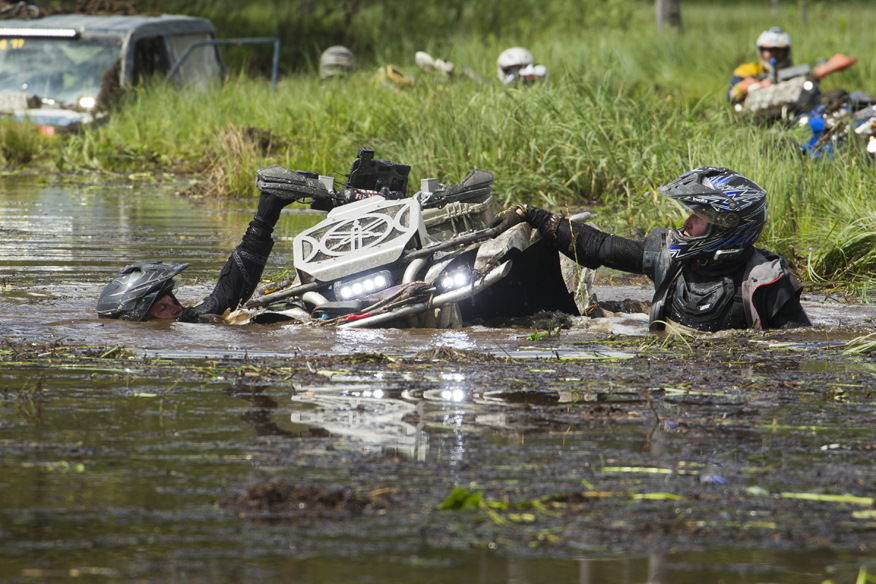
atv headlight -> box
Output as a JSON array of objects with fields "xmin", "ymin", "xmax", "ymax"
[
  {"xmin": 440, "ymin": 270, "xmax": 470, "ymax": 291},
  {"xmin": 335, "ymin": 270, "xmax": 391, "ymax": 300}
]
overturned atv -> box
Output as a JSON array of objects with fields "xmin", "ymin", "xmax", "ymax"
[{"xmin": 232, "ymin": 148, "xmax": 591, "ymax": 328}]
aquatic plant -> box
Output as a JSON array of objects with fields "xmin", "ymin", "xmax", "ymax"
[
  {"xmin": 821, "ymin": 566, "xmax": 875, "ymax": 584},
  {"xmin": 16, "ymin": 376, "xmax": 44, "ymax": 421},
  {"xmin": 842, "ymin": 331, "xmax": 876, "ymax": 355}
]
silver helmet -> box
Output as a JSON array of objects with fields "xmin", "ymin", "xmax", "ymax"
[
  {"xmin": 97, "ymin": 260, "xmax": 189, "ymax": 320},
  {"xmin": 658, "ymin": 167, "xmax": 768, "ymax": 261},
  {"xmin": 319, "ymin": 45, "xmax": 356, "ymax": 80},
  {"xmin": 497, "ymin": 47, "xmax": 534, "ymax": 84}
]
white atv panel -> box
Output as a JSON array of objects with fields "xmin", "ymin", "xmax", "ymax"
[{"xmin": 293, "ymin": 196, "xmax": 429, "ymax": 283}]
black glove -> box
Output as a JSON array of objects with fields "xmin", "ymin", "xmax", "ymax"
[{"xmin": 489, "ymin": 205, "xmax": 527, "ymax": 233}]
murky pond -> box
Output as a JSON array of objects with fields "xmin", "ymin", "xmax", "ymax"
[{"xmin": 1, "ymin": 176, "xmax": 874, "ymax": 583}]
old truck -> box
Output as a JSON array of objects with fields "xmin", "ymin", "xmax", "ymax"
[{"xmin": 0, "ymin": 13, "xmax": 273, "ymax": 129}]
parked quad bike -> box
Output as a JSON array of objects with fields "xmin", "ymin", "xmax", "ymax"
[
  {"xmin": 735, "ymin": 53, "xmax": 858, "ymax": 122},
  {"xmin": 230, "ymin": 148, "xmax": 594, "ymax": 329}
]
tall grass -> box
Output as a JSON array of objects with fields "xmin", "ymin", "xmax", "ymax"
[
  {"xmin": 14, "ymin": 1, "xmax": 876, "ymax": 286},
  {"xmin": 0, "ymin": 119, "xmax": 49, "ymax": 167}
]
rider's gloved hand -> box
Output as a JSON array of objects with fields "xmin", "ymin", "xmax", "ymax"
[{"xmin": 489, "ymin": 204, "xmax": 528, "ymax": 232}]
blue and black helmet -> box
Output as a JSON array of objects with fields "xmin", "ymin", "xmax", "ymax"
[{"xmin": 658, "ymin": 167, "xmax": 768, "ymax": 261}]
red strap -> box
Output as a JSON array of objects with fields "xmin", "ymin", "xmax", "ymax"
[{"xmin": 344, "ymin": 312, "xmax": 372, "ymax": 322}]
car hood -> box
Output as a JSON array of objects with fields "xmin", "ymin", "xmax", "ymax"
[{"xmin": 0, "ymin": 91, "xmax": 95, "ymax": 127}]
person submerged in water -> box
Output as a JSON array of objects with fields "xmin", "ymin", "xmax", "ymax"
[
  {"xmin": 96, "ymin": 175, "xmax": 314, "ymax": 322},
  {"xmin": 490, "ymin": 166, "xmax": 811, "ymax": 332},
  {"xmin": 97, "ymin": 148, "xmax": 413, "ymax": 322}
]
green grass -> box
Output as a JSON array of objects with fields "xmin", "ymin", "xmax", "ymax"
[
  {"xmin": 8, "ymin": 1, "xmax": 876, "ymax": 288},
  {"xmin": 0, "ymin": 119, "xmax": 50, "ymax": 166}
]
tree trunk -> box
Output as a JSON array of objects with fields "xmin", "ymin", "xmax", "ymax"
[{"xmin": 656, "ymin": 0, "xmax": 682, "ymax": 31}]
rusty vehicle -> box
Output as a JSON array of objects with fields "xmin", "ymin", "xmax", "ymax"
[{"xmin": 0, "ymin": 13, "xmax": 227, "ymax": 129}]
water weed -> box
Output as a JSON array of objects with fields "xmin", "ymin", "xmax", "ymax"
[{"xmin": 15, "ymin": 376, "xmax": 44, "ymax": 421}]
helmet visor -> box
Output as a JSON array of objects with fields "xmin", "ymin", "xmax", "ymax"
[
  {"xmin": 680, "ymin": 203, "xmax": 740, "ymax": 230},
  {"xmin": 759, "ymin": 46, "xmax": 790, "ymax": 63},
  {"xmin": 130, "ymin": 272, "xmax": 183, "ymax": 321}
]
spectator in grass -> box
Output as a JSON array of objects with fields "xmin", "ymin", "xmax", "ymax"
[
  {"xmin": 490, "ymin": 167, "xmax": 811, "ymax": 332},
  {"xmin": 728, "ymin": 26, "xmax": 793, "ymax": 103},
  {"xmin": 496, "ymin": 47, "xmax": 547, "ymax": 86},
  {"xmin": 319, "ymin": 45, "xmax": 355, "ymax": 80}
]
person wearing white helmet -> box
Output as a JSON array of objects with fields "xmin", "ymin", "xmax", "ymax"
[
  {"xmin": 497, "ymin": 47, "xmax": 547, "ymax": 86},
  {"xmin": 727, "ymin": 27, "xmax": 793, "ymax": 103},
  {"xmin": 319, "ymin": 45, "xmax": 356, "ymax": 80}
]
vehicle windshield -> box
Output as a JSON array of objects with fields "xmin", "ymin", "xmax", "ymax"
[{"xmin": 0, "ymin": 36, "xmax": 121, "ymax": 107}]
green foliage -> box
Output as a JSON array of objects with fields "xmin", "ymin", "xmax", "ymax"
[
  {"xmin": 821, "ymin": 565, "xmax": 875, "ymax": 584},
  {"xmin": 17, "ymin": 1, "xmax": 876, "ymax": 287},
  {"xmin": 842, "ymin": 332, "xmax": 876, "ymax": 355},
  {"xmin": 439, "ymin": 487, "xmax": 483, "ymax": 511},
  {"xmin": 115, "ymin": 0, "xmax": 644, "ymax": 73},
  {"xmin": 0, "ymin": 120, "xmax": 48, "ymax": 167},
  {"xmin": 528, "ymin": 322, "xmax": 564, "ymax": 341}
]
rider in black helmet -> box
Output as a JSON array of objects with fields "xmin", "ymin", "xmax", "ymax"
[
  {"xmin": 97, "ymin": 261, "xmax": 190, "ymax": 320},
  {"xmin": 97, "ymin": 148, "xmax": 412, "ymax": 322},
  {"xmin": 97, "ymin": 166, "xmax": 328, "ymax": 322},
  {"xmin": 491, "ymin": 167, "xmax": 811, "ymax": 332}
]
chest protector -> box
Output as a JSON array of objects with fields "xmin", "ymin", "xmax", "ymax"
[
  {"xmin": 644, "ymin": 228, "xmax": 796, "ymax": 332},
  {"xmin": 665, "ymin": 271, "xmax": 747, "ymax": 332}
]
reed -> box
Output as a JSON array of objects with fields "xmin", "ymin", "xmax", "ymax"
[
  {"xmin": 0, "ymin": 119, "xmax": 48, "ymax": 166},
  {"xmin": 11, "ymin": 1, "xmax": 876, "ymax": 286}
]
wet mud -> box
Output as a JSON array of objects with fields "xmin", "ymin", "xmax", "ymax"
[
  {"xmin": 1, "ymin": 178, "xmax": 875, "ymax": 582},
  {"xmin": 3, "ymin": 332, "xmax": 875, "ymax": 564}
]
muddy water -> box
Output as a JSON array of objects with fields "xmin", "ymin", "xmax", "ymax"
[{"xmin": 1, "ymin": 176, "xmax": 875, "ymax": 583}]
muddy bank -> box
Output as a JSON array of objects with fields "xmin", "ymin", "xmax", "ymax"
[{"xmin": 3, "ymin": 335, "xmax": 874, "ymax": 565}]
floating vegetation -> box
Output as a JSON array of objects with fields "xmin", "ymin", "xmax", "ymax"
[
  {"xmin": 409, "ymin": 347, "xmax": 508, "ymax": 363},
  {"xmin": 843, "ymin": 332, "xmax": 876, "ymax": 355},
  {"xmin": 821, "ymin": 566, "xmax": 876, "ymax": 584},
  {"xmin": 16, "ymin": 376, "xmax": 44, "ymax": 421},
  {"xmin": 222, "ymin": 479, "xmax": 396, "ymax": 518},
  {"xmin": 780, "ymin": 492, "xmax": 874, "ymax": 506}
]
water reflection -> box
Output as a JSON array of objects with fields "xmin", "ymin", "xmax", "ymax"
[
  {"xmin": 0, "ymin": 175, "xmax": 319, "ymax": 282},
  {"xmin": 289, "ymin": 391, "xmax": 427, "ymax": 459},
  {"xmin": 280, "ymin": 366, "xmax": 508, "ymax": 462}
]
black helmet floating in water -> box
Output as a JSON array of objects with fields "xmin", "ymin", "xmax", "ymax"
[
  {"xmin": 97, "ymin": 260, "xmax": 189, "ymax": 321},
  {"xmin": 658, "ymin": 167, "xmax": 768, "ymax": 262}
]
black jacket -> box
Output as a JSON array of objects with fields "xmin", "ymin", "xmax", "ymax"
[
  {"xmin": 179, "ymin": 221, "xmax": 274, "ymax": 323},
  {"xmin": 525, "ymin": 208, "xmax": 811, "ymax": 331}
]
